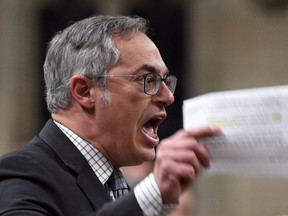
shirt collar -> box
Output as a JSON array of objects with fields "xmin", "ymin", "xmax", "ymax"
[{"xmin": 54, "ymin": 120, "xmax": 113, "ymax": 185}]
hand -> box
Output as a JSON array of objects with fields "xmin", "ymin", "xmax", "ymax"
[{"xmin": 153, "ymin": 127, "xmax": 221, "ymax": 204}]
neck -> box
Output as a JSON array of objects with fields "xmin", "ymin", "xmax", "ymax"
[{"xmin": 51, "ymin": 111, "xmax": 118, "ymax": 168}]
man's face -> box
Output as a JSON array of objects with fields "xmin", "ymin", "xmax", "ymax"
[{"xmin": 92, "ymin": 32, "xmax": 175, "ymax": 167}]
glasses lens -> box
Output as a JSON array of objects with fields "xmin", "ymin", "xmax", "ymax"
[
  {"xmin": 165, "ymin": 75, "xmax": 177, "ymax": 94},
  {"xmin": 144, "ymin": 73, "xmax": 177, "ymax": 96},
  {"xmin": 144, "ymin": 73, "xmax": 159, "ymax": 95}
]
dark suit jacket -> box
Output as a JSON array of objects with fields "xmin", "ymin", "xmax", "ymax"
[{"xmin": 0, "ymin": 119, "xmax": 143, "ymax": 216}]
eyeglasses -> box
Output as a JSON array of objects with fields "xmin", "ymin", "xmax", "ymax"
[{"xmin": 93, "ymin": 73, "xmax": 177, "ymax": 96}]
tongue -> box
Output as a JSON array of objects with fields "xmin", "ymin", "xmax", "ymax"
[{"xmin": 143, "ymin": 122, "xmax": 155, "ymax": 136}]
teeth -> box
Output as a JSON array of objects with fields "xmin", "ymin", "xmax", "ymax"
[{"xmin": 148, "ymin": 133, "xmax": 158, "ymax": 139}]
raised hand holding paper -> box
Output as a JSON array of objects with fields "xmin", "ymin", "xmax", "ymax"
[{"xmin": 183, "ymin": 85, "xmax": 288, "ymax": 177}]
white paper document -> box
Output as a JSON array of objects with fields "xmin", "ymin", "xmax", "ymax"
[{"xmin": 183, "ymin": 85, "xmax": 288, "ymax": 178}]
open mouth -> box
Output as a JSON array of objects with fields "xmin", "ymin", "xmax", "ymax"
[{"xmin": 142, "ymin": 115, "xmax": 165, "ymax": 140}]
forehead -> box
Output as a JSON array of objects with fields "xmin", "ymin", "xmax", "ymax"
[{"xmin": 113, "ymin": 33, "xmax": 168, "ymax": 75}]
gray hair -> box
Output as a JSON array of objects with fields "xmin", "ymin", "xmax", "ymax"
[{"xmin": 44, "ymin": 15, "xmax": 148, "ymax": 113}]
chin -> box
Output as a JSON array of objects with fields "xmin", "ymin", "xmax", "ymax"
[
  {"xmin": 129, "ymin": 150, "xmax": 155, "ymax": 166},
  {"xmin": 132, "ymin": 138, "xmax": 157, "ymax": 163},
  {"xmin": 142, "ymin": 148, "xmax": 156, "ymax": 162}
]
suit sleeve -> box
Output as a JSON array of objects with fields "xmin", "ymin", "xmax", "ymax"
[
  {"xmin": 0, "ymin": 152, "xmax": 144, "ymax": 216},
  {"xmin": 88, "ymin": 193, "xmax": 143, "ymax": 216},
  {"xmin": 0, "ymin": 153, "xmax": 62, "ymax": 215}
]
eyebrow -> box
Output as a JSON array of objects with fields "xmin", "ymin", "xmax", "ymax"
[{"xmin": 137, "ymin": 64, "xmax": 170, "ymax": 76}]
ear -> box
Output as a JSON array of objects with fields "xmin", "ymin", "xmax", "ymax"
[{"xmin": 70, "ymin": 75, "xmax": 95, "ymax": 110}]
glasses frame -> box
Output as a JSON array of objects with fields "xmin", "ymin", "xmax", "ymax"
[{"xmin": 91, "ymin": 73, "xmax": 177, "ymax": 96}]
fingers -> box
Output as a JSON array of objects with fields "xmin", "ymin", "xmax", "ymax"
[
  {"xmin": 185, "ymin": 126, "xmax": 222, "ymax": 138},
  {"xmin": 157, "ymin": 150, "xmax": 202, "ymax": 175},
  {"xmin": 153, "ymin": 156, "xmax": 197, "ymax": 203},
  {"xmin": 157, "ymin": 126, "xmax": 221, "ymax": 167},
  {"xmin": 154, "ymin": 126, "xmax": 221, "ymax": 203}
]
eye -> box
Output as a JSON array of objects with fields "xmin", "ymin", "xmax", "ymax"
[
  {"xmin": 164, "ymin": 76, "xmax": 172, "ymax": 86},
  {"xmin": 145, "ymin": 73, "xmax": 157, "ymax": 84}
]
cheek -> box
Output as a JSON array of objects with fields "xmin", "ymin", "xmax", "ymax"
[
  {"xmin": 106, "ymin": 90, "xmax": 151, "ymax": 137},
  {"xmin": 111, "ymin": 98, "xmax": 148, "ymax": 126}
]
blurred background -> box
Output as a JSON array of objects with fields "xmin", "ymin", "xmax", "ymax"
[{"xmin": 1, "ymin": 0, "xmax": 288, "ymax": 215}]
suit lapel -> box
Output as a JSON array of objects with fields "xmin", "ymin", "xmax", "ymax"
[
  {"xmin": 76, "ymin": 163, "xmax": 112, "ymax": 208},
  {"xmin": 39, "ymin": 119, "xmax": 112, "ymax": 209}
]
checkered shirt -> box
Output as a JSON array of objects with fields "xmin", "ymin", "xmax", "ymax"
[{"xmin": 54, "ymin": 120, "xmax": 177, "ymax": 215}]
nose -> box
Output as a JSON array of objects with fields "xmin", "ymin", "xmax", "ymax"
[{"xmin": 152, "ymin": 82, "xmax": 175, "ymax": 106}]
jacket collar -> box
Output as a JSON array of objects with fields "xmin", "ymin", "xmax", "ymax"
[{"xmin": 39, "ymin": 119, "xmax": 112, "ymax": 209}]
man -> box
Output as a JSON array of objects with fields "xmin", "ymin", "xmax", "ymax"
[{"xmin": 0, "ymin": 15, "xmax": 220, "ymax": 215}]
